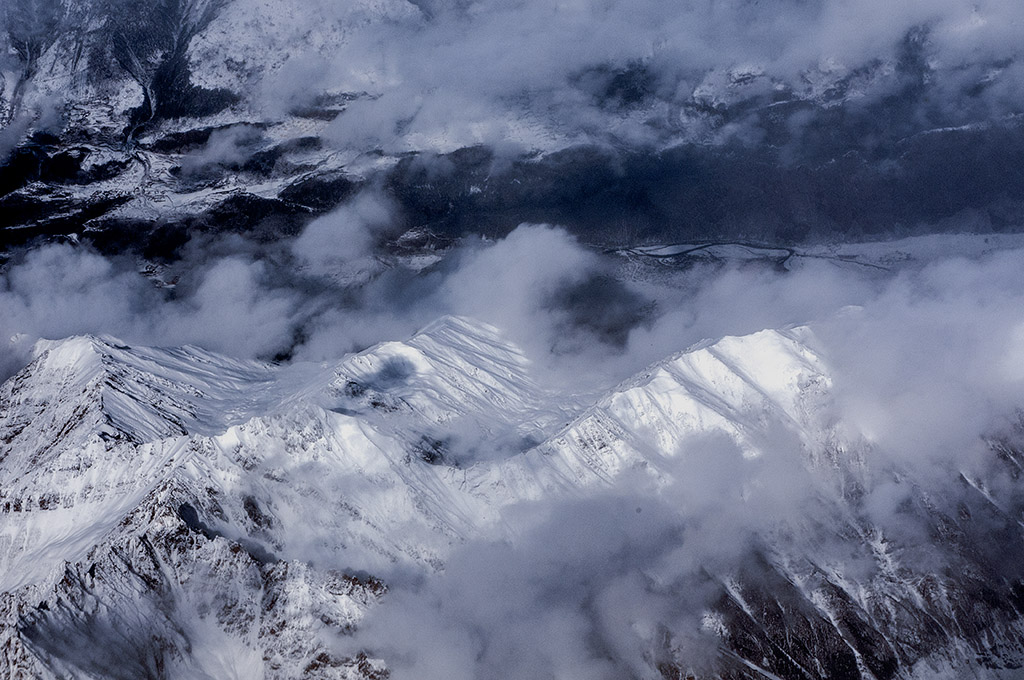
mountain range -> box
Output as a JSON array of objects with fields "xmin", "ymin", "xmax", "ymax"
[{"xmin": 3, "ymin": 316, "xmax": 1024, "ymax": 678}]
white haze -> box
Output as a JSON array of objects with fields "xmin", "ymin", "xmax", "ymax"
[
  {"xmin": 333, "ymin": 233, "xmax": 1024, "ymax": 677},
  {"xmin": 3, "ymin": 217, "xmax": 1024, "ymax": 677},
  {"xmin": 2, "ymin": 210, "xmax": 1023, "ymax": 393},
  {"xmin": 4, "ymin": 1, "xmax": 1024, "ymax": 674},
  {"xmin": 3, "ymin": 185, "xmax": 1023, "ymax": 467},
  {"xmin": 214, "ymin": 0, "xmax": 1024, "ymax": 151},
  {"xmin": 3, "ymin": 214, "xmax": 1024, "ymax": 449},
  {"xmin": 346, "ymin": 431, "xmax": 827, "ymax": 680},
  {"xmin": 332, "ymin": 240, "xmax": 1024, "ymax": 680},
  {"xmin": 176, "ymin": 125, "xmax": 264, "ymax": 178}
]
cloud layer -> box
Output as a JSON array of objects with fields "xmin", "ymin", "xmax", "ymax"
[
  {"xmin": 227, "ymin": 0, "xmax": 1024, "ymax": 152},
  {"xmin": 3, "ymin": 3, "xmax": 1024, "ymax": 676},
  {"xmin": 3, "ymin": 204, "xmax": 1024, "ymax": 678}
]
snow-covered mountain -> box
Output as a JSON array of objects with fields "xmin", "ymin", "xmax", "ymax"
[
  {"xmin": 3, "ymin": 315, "xmax": 1024, "ymax": 678},
  {"xmin": 4, "ymin": 0, "xmax": 1024, "ymax": 257},
  {"xmin": 5, "ymin": 4, "xmax": 1024, "ymax": 675}
]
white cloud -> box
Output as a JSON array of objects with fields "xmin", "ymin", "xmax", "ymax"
[
  {"xmin": 292, "ymin": 190, "xmax": 398, "ymax": 272},
  {"xmin": 5, "ymin": 234, "xmax": 1024, "ymax": 678},
  {"xmin": 226, "ymin": 0, "xmax": 1024, "ymax": 152}
]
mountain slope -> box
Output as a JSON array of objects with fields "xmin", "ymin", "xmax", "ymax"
[
  {"xmin": 2, "ymin": 317, "xmax": 1024, "ymax": 678},
  {"xmin": 5, "ymin": 0, "xmax": 1024, "ymax": 257}
]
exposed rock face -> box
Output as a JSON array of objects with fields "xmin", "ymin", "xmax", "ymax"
[
  {"xmin": 3, "ymin": 0, "xmax": 1024, "ymax": 258},
  {"xmin": 2, "ymin": 316, "xmax": 1024, "ymax": 678},
  {"xmin": 4, "ymin": 3, "xmax": 1024, "ymax": 677}
]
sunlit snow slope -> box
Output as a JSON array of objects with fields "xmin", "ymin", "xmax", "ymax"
[{"xmin": 2, "ymin": 316, "xmax": 1024, "ymax": 679}]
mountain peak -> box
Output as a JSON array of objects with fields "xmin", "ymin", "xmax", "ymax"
[
  {"xmin": 4, "ymin": 318, "xmax": 1022, "ymax": 678},
  {"xmin": 29, "ymin": 334, "xmax": 119, "ymax": 381}
]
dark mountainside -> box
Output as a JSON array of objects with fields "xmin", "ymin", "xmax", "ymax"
[
  {"xmin": 4, "ymin": 2, "xmax": 1024, "ymax": 680},
  {"xmin": 1, "ymin": 1, "xmax": 1023, "ymax": 263}
]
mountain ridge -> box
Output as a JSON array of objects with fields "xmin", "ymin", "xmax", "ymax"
[{"xmin": 4, "ymin": 316, "xmax": 1024, "ymax": 677}]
